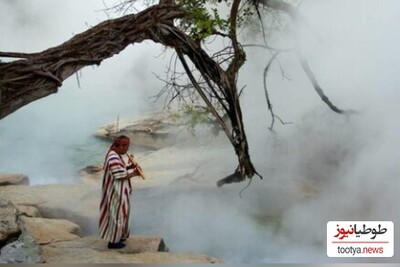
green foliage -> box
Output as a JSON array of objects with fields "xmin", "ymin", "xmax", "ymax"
[
  {"xmin": 182, "ymin": 105, "xmax": 217, "ymax": 135},
  {"xmin": 176, "ymin": 0, "xmax": 261, "ymax": 42},
  {"xmin": 177, "ymin": 0, "xmax": 230, "ymax": 40},
  {"xmin": 237, "ymin": 5, "xmax": 255, "ymax": 26}
]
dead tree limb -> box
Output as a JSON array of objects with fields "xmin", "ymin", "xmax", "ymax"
[
  {"xmin": 256, "ymin": 0, "xmax": 353, "ymax": 116},
  {"xmin": 296, "ymin": 52, "xmax": 356, "ymax": 114}
]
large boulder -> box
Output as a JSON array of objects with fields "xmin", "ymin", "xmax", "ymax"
[
  {"xmin": 21, "ymin": 217, "xmax": 81, "ymax": 245},
  {"xmin": 0, "ymin": 184, "xmax": 98, "ymax": 218},
  {"xmin": 0, "ymin": 174, "xmax": 29, "ymax": 186},
  {"xmin": 0, "ymin": 198, "xmax": 20, "ymax": 246},
  {"xmin": 79, "ymin": 164, "xmax": 103, "ymax": 185},
  {"xmin": 0, "ymin": 239, "xmax": 42, "ymax": 264},
  {"xmin": 0, "ymin": 184, "xmax": 99, "ymax": 235},
  {"xmin": 96, "ymin": 111, "xmax": 184, "ymax": 149},
  {"xmin": 15, "ymin": 205, "xmax": 41, "ymax": 218},
  {"xmin": 96, "ymin": 110, "xmax": 221, "ymax": 150},
  {"xmin": 0, "ymin": 198, "xmax": 42, "ymax": 263}
]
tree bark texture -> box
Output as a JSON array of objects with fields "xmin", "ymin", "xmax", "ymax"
[{"xmin": 0, "ymin": 5, "xmax": 187, "ymax": 120}]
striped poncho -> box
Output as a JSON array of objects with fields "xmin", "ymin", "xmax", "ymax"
[{"xmin": 99, "ymin": 150, "xmax": 132, "ymax": 243}]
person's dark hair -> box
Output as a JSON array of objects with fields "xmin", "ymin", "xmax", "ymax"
[{"xmin": 113, "ymin": 135, "xmax": 130, "ymax": 147}]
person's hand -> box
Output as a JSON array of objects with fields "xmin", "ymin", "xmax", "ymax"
[
  {"xmin": 126, "ymin": 163, "xmax": 135, "ymax": 170},
  {"xmin": 127, "ymin": 171, "xmax": 136, "ymax": 179},
  {"xmin": 133, "ymin": 168, "xmax": 141, "ymax": 177}
]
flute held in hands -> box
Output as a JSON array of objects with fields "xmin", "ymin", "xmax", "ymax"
[{"xmin": 126, "ymin": 153, "xmax": 146, "ymax": 180}]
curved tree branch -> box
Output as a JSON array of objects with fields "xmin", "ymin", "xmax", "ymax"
[
  {"xmin": 0, "ymin": 5, "xmax": 187, "ymax": 120},
  {"xmin": 296, "ymin": 52, "xmax": 356, "ymax": 114},
  {"xmin": 263, "ymin": 51, "xmax": 281, "ymax": 129},
  {"xmin": 256, "ymin": 0, "xmax": 353, "ymax": 115}
]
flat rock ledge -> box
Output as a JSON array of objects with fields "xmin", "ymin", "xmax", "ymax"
[{"xmin": 41, "ymin": 236, "xmax": 221, "ymax": 263}]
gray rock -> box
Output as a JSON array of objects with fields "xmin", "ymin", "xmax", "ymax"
[
  {"xmin": 0, "ymin": 198, "xmax": 20, "ymax": 245},
  {"xmin": 0, "ymin": 198, "xmax": 42, "ymax": 263},
  {"xmin": 0, "ymin": 239, "xmax": 42, "ymax": 263}
]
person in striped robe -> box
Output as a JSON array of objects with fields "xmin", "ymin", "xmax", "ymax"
[{"xmin": 99, "ymin": 135, "xmax": 140, "ymax": 249}]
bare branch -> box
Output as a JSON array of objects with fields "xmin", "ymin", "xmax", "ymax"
[
  {"xmin": 297, "ymin": 52, "xmax": 356, "ymax": 114},
  {"xmin": 263, "ymin": 51, "xmax": 280, "ymax": 129},
  {"xmin": 0, "ymin": 51, "xmax": 37, "ymax": 59}
]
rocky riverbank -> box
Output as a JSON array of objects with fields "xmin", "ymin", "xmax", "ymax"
[
  {"xmin": 0, "ymin": 174, "xmax": 222, "ymax": 263},
  {"xmin": 0, "ymin": 111, "xmax": 228, "ymax": 263}
]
